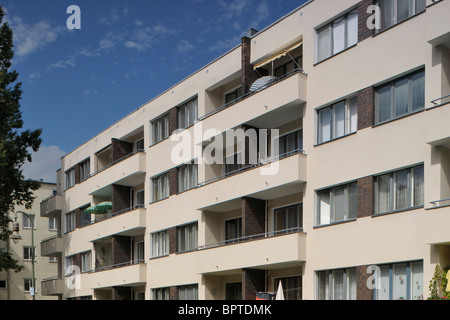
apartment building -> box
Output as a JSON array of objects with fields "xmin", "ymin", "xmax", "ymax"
[
  {"xmin": 40, "ymin": 0, "xmax": 450, "ymax": 300},
  {"xmin": 0, "ymin": 182, "xmax": 59, "ymax": 300}
]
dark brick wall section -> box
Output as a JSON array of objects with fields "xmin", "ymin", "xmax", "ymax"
[
  {"xmin": 170, "ymin": 286, "xmax": 179, "ymax": 300},
  {"xmin": 242, "ymin": 197, "xmax": 266, "ymax": 237},
  {"xmin": 112, "ymin": 286, "xmax": 132, "ymax": 300},
  {"xmin": 111, "ymin": 138, "xmax": 133, "ymax": 162},
  {"xmin": 358, "ymin": 0, "xmax": 375, "ymax": 42},
  {"xmin": 74, "ymin": 163, "xmax": 80, "ymax": 184},
  {"xmin": 112, "ymin": 235, "xmax": 131, "ymax": 265},
  {"xmin": 357, "ymin": 86, "xmax": 375, "ymax": 130},
  {"xmin": 357, "ymin": 176, "xmax": 374, "ymax": 218},
  {"xmin": 169, "ymin": 168, "xmax": 178, "ymax": 196},
  {"xmin": 169, "ymin": 107, "xmax": 178, "ymax": 136},
  {"xmin": 242, "ymin": 269, "xmax": 266, "ymax": 300},
  {"xmin": 241, "ymin": 37, "xmax": 259, "ymax": 94},
  {"xmin": 75, "ymin": 208, "xmax": 81, "ymax": 229},
  {"xmin": 112, "ymin": 184, "xmax": 131, "ymax": 213},
  {"xmin": 169, "ymin": 227, "xmax": 178, "ymax": 254},
  {"xmin": 357, "ymin": 265, "xmax": 374, "ymax": 300}
]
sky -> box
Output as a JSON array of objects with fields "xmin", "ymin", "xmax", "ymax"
[{"xmin": 2, "ymin": 0, "xmax": 308, "ymax": 182}]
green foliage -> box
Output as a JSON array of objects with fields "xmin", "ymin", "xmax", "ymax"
[
  {"xmin": 428, "ymin": 264, "xmax": 450, "ymax": 300},
  {"xmin": 0, "ymin": 6, "xmax": 42, "ymax": 272}
]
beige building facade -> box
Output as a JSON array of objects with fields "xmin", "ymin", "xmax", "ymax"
[
  {"xmin": 0, "ymin": 182, "xmax": 59, "ymax": 300},
  {"xmin": 40, "ymin": 0, "xmax": 450, "ymax": 300}
]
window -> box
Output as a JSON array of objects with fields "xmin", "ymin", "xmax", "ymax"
[
  {"xmin": 24, "ymin": 278, "xmax": 33, "ymax": 292},
  {"xmin": 48, "ymin": 217, "xmax": 57, "ymax": 231},
  {"xmin": 316, "ymin": 9, "xmax": 358, "ymax": 62},
  {"xmin": 65, "ymin": 255, "xmax": 77, "ymax": 276},
  {"xmin": 79, "ymin": 159, "xmax": 90, "ymax": 182},
  {"xmin": 375, "ymin": 69, "xmax": 425, "ymax": 124},
  {"xmin": 275, "ymin": 276, "xmax": 302, "ymax": 300},
  {"xmin": 22, "ymin": 214, "xmax": 35, "ymax": 229},
  {"xmin": 178, "ymin": 97, "xmax": 198, "ymax": 129},
  {"xmin": 225, "ymin": 218, "xmax": 242, "ymax": 243},
  {"xmin": 224, "ymin": 153, "xmax": 243, "ymax": 175},
  {"xmin": 317, "ymin": 268, "xmax": 357, "ymax": 300},
  {"xmin": 153, "ymin": 287, "xmax": 170, "ymax": 300},
  {"xmin": 0, "ymin": 280, "xmax": 6, "ymax": 289},
  {"xmin": 377, "ymin": 0, "xmax": 426, "ymax": 31},
  {"xmin": 65, "ymin": 168, "xmax": 75, "ymax": 189},
  {"xmin": 226, "ymin": 282, "xmax": 242, "ymax": 300},
  {"xmin": 151, "ymin": 230, "xmax": 169, "ymax": 258},
  {"xmin": 135, "ymin": 189, "xmax": 145, "ymax": 206},
  {"xmin": 65, "ymin": 211, "xmax": 76, "ymax": 233},
  {"xmin": 274, "ymin": 203, "xmax": 303, "ymax": 232},
  {"xmin": 152, "ymin": 173, "xmax": 169, "ymax": 202},
  {"xmin": 178, "ymin": 163, "xmax": 198, "ymax": 193},
  {"xmin": 225, "ymin": 87, "xmax": 243, "ymax": 104},
  {"xmin": 81, "ymin": 251, "xmax": 91, "ymax": 273},
  {"xmin": 152, "ymin": 114, "xmax": 169, "ymax": 144},
  {"xmin": 375, "ymin": 261, "xmax": 423, "ymax": 300},
  {"xmin": 375, "ymin": 165, "xmax": 424, "ymax": 214},
  {"xmin": 178, "ymin": 284, "xmax": 198, "ymax": 300},
  {"xmin": 136, "ymin": 241, "xmax": 145, "ymax": 262},
  {"xmin": 136, "ymin": 138, "xmax": 144, "ymax": 151},
  {"xmin": 177, "ymin": 223, "xmax": 198, "ymax": 253},
  {"xmin": 317, "ymin": 96, "xmax": 357, "ymax": 144},
  {"xmin": 279, "ymin": 130, "xmax": 303, "ymax": 156},
  {"xmin": 274, "ymin": 56, "xmax": 302, "ymax": 78},
  {"xmin": 23, "ymin": 246, "xmax": 36, "ymax": 261},
  {"xmin": 317, "ymin": 182, "xmax": 357, "ymax": 225},
  {"xmin": 49, "ymin": 257, "xmax": 58, "ymax": 263}
]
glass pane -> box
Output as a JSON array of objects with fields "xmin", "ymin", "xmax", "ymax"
[
  {"xmin": 333, "ymin": 270, "xmax": 345, "ymax": 300},
  {"xmin": 415, "ymin": 0, "xmax": 426, "ymax": 13},
  {"xmin": 317, "ymin": 25, "xmax": 331, "ymax": 61},
  {"xmin": 413, "ymin": 166, "xmax": 424, "ymax": 206},
  {"xmin": 411, "ymin": 71, "xmax": 425, "ymax": 111},
  {"xmin": 347, "ymin": 10, "xmax": 358, "ymax": 47},
  {"xmin": 332, "ymin": 17, "xmax": 346, "ymax": 55},
  {"xmin": 411, "ymin": 261, "xmax": 423, "ymax": 300},
  {"xmin": 287, "ymin": 133, "xmax": 297, "ymax": 152},
  {"xmin": 349, "ymin": 96, "xmax": 358, "ymax": 133},
  {"xmin": 377, "ymin": 174, "xmax": 391, "ymax": 213},
  {"xmin": 394, "ymin": 78, "xmax": 410, "ymax": 117},
  {"xmin": 377, "ymin": 84, "xmax": 392, "ymax": 123},
  {"xmin": 318, "ymin": 271, "xmax": 329, "ymax": 300},
  {"xmin": 348, "ymin": 268, "xmax": 357, "ymax": 300},
  {"xmin": 333, "ymin": 186, "xmax": 346, "ymax": 222},
  {"xmin": 376, "ymin": 265, "xmax": 391, "ymax": 300},
  {"xmin": 319, "ymin": 191, "xmax": 331, "ymax": 225},
  {"xmin": 348, "ymin": 183, "xmax": 358, "ymax": 219},
  {"xmin": 380, "ymin": 0, "xmax": 394, "ymax": 29},
  {"xmin": 286, "ymin": 205, "xmax": 298, "ymax": 229},
  {"xmin": 393, "ymin": 263, "xmax": 407, "ymax": 300},
  {"xmin": 395, "ymin": 170, "xmax": 409, "ymax": 210},
  {"xmin": 319, "ymin": 107, "xmax": 332, "ymax": 143},
  {"xmin": 334, "ymin": 102, "xmax": 346, "ymax": 138},
  {"xmin": 397, "ymin": 0, "xmax": 411, "ymax": 22}
]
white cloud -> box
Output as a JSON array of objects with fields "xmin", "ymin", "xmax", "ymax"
[
  {"xmin": 22, "ymin": 145, "xmax": 66, "ymax": 183},
  {"xmin": 8, "ymin": 16, "xmax": 62, "ymax": 58},
  {"xmin": 176, "ymin": 40, "xmax": 194, "ymax": 53},
  {"xmin": 47, "ymin": 55, "xmax": 76, "ymax": 70}
]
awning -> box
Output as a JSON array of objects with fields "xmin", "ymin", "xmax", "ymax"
[{"xmin": 253, "ymin": 41, "xmax": 303, "ymax": 70}]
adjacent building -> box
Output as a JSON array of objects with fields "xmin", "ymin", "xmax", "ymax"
[
  {"xmin": 0, "ymin": 182, "xmax": 59, "ymax": 300},
  {"xmin": 40, "ymin": 0, "xmax": 450, "ymax": 300}
]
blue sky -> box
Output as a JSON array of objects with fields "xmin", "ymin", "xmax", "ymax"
[{"xmin": 2, "ymin": 0, "xmax": 307, "ymax": 182}]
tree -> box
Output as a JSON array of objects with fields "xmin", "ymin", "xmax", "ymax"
[{"xmin": 0, "ymin": 6, "xmax": 42, "ymax": 272}]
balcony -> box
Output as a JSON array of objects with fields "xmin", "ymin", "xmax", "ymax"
[
  {"xmin": 88, "ymin": 261, "xmax": 147, "ymax": 289},
  {"xmin": 195, "ymin": 228, "xmax": 306, "ymax": 275},
  {"xmin": 197, "ymin": 150, "xmax": 307, "ymax": 211},
  {"xmin": 40, "ymin": 194, "xmax": 63, "ymax": 218},
  {"xmin": 41, "ymin": 277, "xmax": 65, "ymax": 296},
  {"xmin": 83, "ymin": 206, "xmax": 146, "ymax": 241},
  {"xmin": 41, "ymin": 236, "xmax": 63, "ymax": 257},
  {"xmin": 426, "ymin": 0, "xmax": 450, "ymax": 49},
  {"xmin": 85, "ymin": 151, "xmax": 146, "ymax": 196},
  {"xmin": 200, "ymin": 69, "xmax": 307, "ymax": 143}
]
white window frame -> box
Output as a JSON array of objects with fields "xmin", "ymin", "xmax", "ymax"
[
  {"xmin": 79, "ymin": 158, "xmax": 90, "ymax": 182},
  {"xmin": 81, "ymin": 251, "xmax": 92, "ymax": 273},
  {"xmin": 65, "ymin": 211, "xmax": 76, "ymax": 233},
  {"xmin": 177, "ymin": 223, "xmax": 198, "ymax": 253},
  {"xmin": 48, "ymin": 217, "xmax": 57, "ymax": 231},
  {"xmin": 152, "ymin": 172, "xmax": 169, "ymax": 202},
  {"xmin": 273, "ymin": 202, "xmax": 303, "ymax": 232},
  {"xmin": 376, "ymin": 0, "xmax": 426, "ymax": 32},
  {"xmin": 22, "ymin": 214, "xmax": 36, "ymax": 230},
  {"xmin": 178, "ymin": 163, "xmax": 198, "ymax": 193},
  {"xmin": 65, "ymin": 168, "xmax": 76, "ymax": 190},
  {"xmin": 23, "ymin": 246, "xmax": 36, "ymax": 261},
  {"xmin": 316, "ymin": 182, "xmax": 358, "ymax": 226},
  {"xmin": 151, "ymin": 230, "xmax": 169, "ymax": 258},
  {"xmin": 178, "ymin": 97, "xmax": 198, "ymax": 129},
  {"xmin": 151, "ymin": 114, "xmax": 169, "ymax": 145},
  {"xmin": 317, "ymin": 268, "xmax": 357, "ymax": 300}
]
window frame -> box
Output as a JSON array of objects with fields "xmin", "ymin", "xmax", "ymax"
[
  {"xmin": 317, "ymin": 268, "xmax": 357, "ymax": 300},
  {"xmin": 374, "ymin": 69, "xmax": 425, "ymax": 125},
  {"xmin": 374, "ymin": 165, "xmax": 424, "ymax": 215},
  {"xmin": 151, "ymin": 229, "xmax": 170, "ymax": 258},
  {"xmin": 178, "ymin": 97, "xmax": 198, "ymax": 130},
  {"xmin": 152, "ymin": 172, "xmax": 170, "ymax": 202},
  {"xmin": 65, "ymin": 211, "xmax": 76, "ymax": 233},
  {"xmin": 151, "ymin": 113, "xmax": 169, "ymax": 145},
  {"xmin": 316, "ymin": 96, "xmax": 358, "ymax": 145},
  {"xmin": 178, "ymin": 162, "xmax": 198, "ymax": 193},
  {"xmin": 65, "ymin": 167, "xmax": 76, "ymax": 190},
  {"xmin": 23, "ymin": 246, "xmax": 36, "ymax": 262},
  {"xmin": 316, "ymin": 182, "xmax": 358, "ymax": 226},
  {"xmin": 80, "ymin": 251, "xmax": 92, "ymax": 273},
  {"xmin": 273, "ymin": 203, "xmax": 303, "ymax": 232},
  {"xmin": 22, "ymin": 214, "xmax": 36, "ymax": 230},
  {"xmin": 79, "ymin": 158, "xmax": 90, "ymax": 182},
  {"xmin": 177, "ymin": 222, "xmax": 198, "ymax": 253},
  {"xmin": 375, "ymin": 0, "xmax": 426, "ymax": 32}
]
